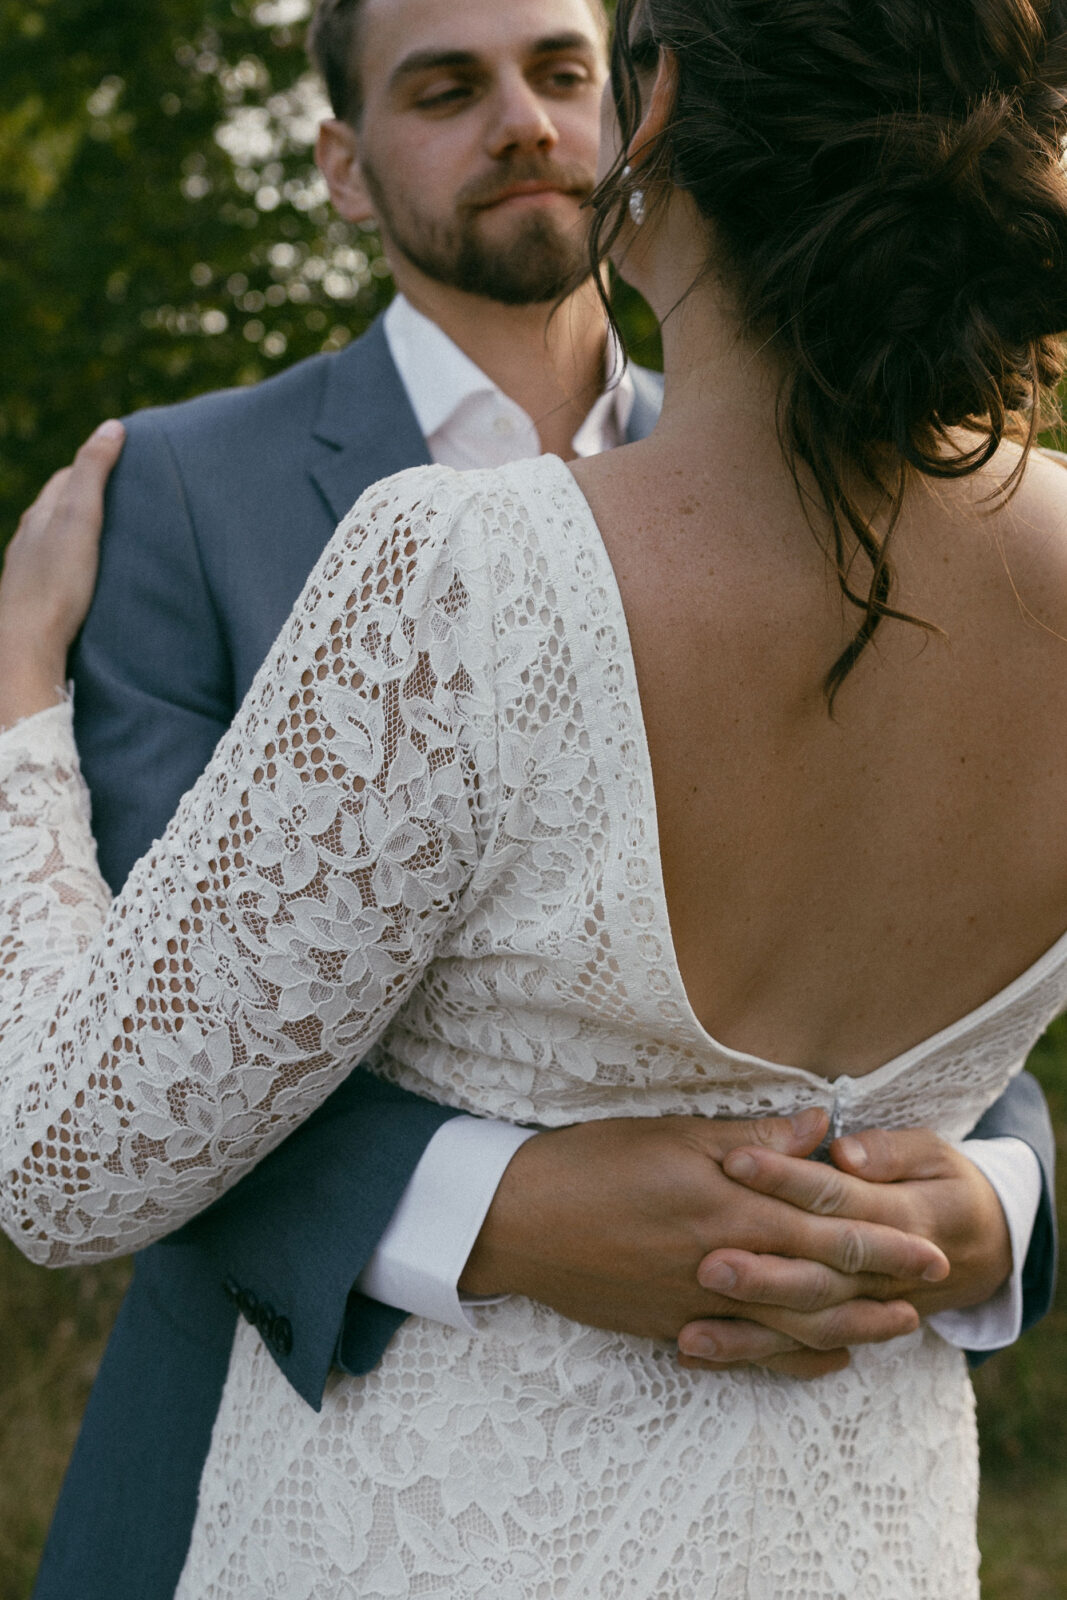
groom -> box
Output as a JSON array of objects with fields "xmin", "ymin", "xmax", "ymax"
[{"xmin": 35, "ymin": 0, "xmax": 1057, "ymax": 1595}]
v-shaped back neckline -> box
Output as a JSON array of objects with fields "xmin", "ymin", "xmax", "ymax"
[{"xmin": 517, "ymin": 449, "xmax": 1067, "ymax": 1095}]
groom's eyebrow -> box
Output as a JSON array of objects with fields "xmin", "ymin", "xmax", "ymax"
[
  {"xmin": 389, "ymin": 33, "xmax": 598, "ymax": 90},
  {"xmin": 389, "ymin": 49, "xmax": 480, "ymax": 90}
]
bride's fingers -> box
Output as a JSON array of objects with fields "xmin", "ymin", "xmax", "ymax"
[
  {"xmin": 21, "ymin": 423, "xmax": 123, "ymax": 543},
  {"xmin": 49, "ymin": 422, "xmax": 125, "ymax": 549},
  {"xmin": 1, "ymin": 421, "xmax": 125, "ymax": 649},
  {"xmin": 12, "ymin": 424, "xmax": 123, "ymax": 548},
  {"xmin": 696, "ymin": 1248, "xmax": 922, "ymax": 1311},
  {"xmin": 15, "ymin": 466, "xmax": 73, "ymax": 534}
]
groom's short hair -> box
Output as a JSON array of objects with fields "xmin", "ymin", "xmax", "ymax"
[
  {"xmin": 307, "ymin": 0, "xmax": 609, "ymax": 127},
  {"xmin": 307, "ymin": 0, "xmax": 369, "ymax": 124}
]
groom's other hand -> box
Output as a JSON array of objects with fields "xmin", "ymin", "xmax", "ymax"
[
  {"xmin": 458, "ymin": 1110, "xmax": 945, "ymax": 1373},
  {"xmin": 677, "ymin": 1127, "xmax": 1010, "ymax": 1377}
]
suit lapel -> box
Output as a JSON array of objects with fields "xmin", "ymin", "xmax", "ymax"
[
  {"xmin": 306, "ymin": 318, "xmax": 432, "ymax": 522},
  {"xmin": 306, "ymin": 321, "xmax": 664, "ymax": 520}
]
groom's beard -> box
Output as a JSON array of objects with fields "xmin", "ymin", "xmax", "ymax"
[{"xmin": 361, "ymin": 156, "xmax": 596, "ymax": 305}]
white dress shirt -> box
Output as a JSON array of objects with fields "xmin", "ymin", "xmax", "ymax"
[
  {"xmin": 354, "ymin": 294, "xmax": 1040, "ymax": 1354},
  {"xmin": 381, "ymin": 292, "xmax": 634, "ymax": 469}
]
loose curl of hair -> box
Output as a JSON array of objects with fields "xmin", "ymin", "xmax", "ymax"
[{"xmin": 593, "ymin": 0, "xmax": 1067, "ymax": 704}]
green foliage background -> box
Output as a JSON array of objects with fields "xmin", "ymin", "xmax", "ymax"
[
  {"xmin": 0, "ymin": 3, "xmax": 1062, "ymax": 1596},
  {"xmin": 0, "ymin": 0, "xmax": 393, "ymax": 537}
]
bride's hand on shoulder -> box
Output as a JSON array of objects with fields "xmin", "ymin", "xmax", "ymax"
[{"xmin": 0, "ymin": 420, "xmax": 125, "ymax": 730}]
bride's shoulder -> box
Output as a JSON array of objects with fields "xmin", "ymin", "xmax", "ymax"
[
  {"xmin": 341, "ymin": 462, "xmax": 470, "ymax": 526},
  {"xmin": 310, "ymin": 460, "xmax": 562, "ymax": 647},
  {"xmin": 333, "ymin": 457, "xmax": 570, "ymax": 574},
  {"xmin": 1003, "ymin": 443, "xmax": 1067, "ymax": 559},
  {"xmin": 975, "ymin": 442, "xmax": 1067, "ymax": 646},
  {"xmin": 342, "ymin": 457, "xmax": 556, "ymax": 531}
]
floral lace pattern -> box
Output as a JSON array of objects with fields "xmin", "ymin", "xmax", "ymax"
[
  {"xmin": 0, "ymin": 468, "xmax": 498, "ymax": 1263},
  {"xmin": 1, "ymin": 456, "xmax": 1063, "ymax": 1594},
  {"xmin": 184, "ymin": 1306, "xmax": 978, "ymax": 1600}
]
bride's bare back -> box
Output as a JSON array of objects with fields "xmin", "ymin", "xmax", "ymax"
[
  {"xmin": 578, "ymin": 0, "xmax": 1067, "ymax": 1087},
  {"xmin": 572, "ymin": 437, "xmax": 1067, "ymax": 1076}
]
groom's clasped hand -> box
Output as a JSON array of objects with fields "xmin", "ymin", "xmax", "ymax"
[
  {"xmin": 679, "ymin": 1118, "xmax": 1011, "ymax": 1374},
  {"xmin": 458, "ymin": 1104, "xmax": 1010, "ymax": 1380}
]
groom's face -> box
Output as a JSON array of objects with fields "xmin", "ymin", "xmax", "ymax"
[{"xmin": 318, "ymin": 0, "xmax": 608, "ymax": 305}]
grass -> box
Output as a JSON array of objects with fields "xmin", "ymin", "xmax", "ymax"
[
  {"xmin": 1, "ymin": 1031, "xmax": 1065, "ymax": 1598},
  {"xmin": 979, "ymin": 1477, "xmax": 1067, "ymax": 1600},
  {"xmin": 0, "ymin": 1248, "xmax": 130, "ymax": 1600},
  {"xmin": 972, "ymin": 1022, "xmax": 1067, "ymax": 1597}
]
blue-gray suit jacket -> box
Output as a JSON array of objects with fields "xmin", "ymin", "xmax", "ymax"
[{"xmin": 34, "ymin": 318, "xmax": 1057, "ymax": 1600}]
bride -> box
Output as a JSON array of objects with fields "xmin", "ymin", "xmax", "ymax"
[{"xmin": 3, "ymin": 0, "xmax": 1067, "ymax": 1592}]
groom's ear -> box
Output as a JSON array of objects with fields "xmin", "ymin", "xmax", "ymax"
[{"xmin": 316, "ymin": 119, "xmax": 377, "ymax": 226}]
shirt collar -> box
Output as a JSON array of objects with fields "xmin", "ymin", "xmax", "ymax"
[
  {"xmin": 384, "ymin": 295, "xmax": 502, "ymax": 442},
  {"xmin": 573, "ymin": 333, "xmax": 635, "ymax": 456},
  {"xmin": 383, "ymin": 293, "xmax": 636, "ymax": 454}
]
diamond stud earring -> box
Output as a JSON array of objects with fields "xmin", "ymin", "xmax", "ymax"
[{"xmin": 622, "ymin": 164, "xmax": 646, "ymax": 227}]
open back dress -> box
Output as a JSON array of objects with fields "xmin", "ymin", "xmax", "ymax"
[{"xmin": 3, "ymin": 457, "xmax": 1063, "ymax": 1597}]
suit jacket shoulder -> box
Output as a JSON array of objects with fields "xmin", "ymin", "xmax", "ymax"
[
  {"xmin": 109, "ymin": 320, "xmax": 433, "ymax": 696},
  {"xmin": 125, "ymin": 320, "xmax": 430, "ymax": 518}
]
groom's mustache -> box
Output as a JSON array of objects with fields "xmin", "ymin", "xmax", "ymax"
[{"xmin": 459, "ymin": 158, "xmax": 597, "ymax": 212}]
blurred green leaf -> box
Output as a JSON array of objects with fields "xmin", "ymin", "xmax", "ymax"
[{"xmin": 0, "ymin": 0, "xmax": 393, "ymax": 534}]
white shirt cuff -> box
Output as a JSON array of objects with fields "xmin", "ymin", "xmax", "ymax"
[
  {"xmin": 927, "ymin": 1137, "xmax": 1042, "ymax": 1351},
  {"xmin": 355, "ymin": 1115, "xmax": 538, "ymax": 1332}
]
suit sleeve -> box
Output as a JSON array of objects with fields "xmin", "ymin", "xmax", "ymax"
[
  {"xmin": 72, "ymin": 410, "xmax": 236, "ymax": 888},
  {"xmin": 964, "ymin": 1069, "xmax": 1057, "ymax": 1365},
  {"xmin": 69, "ymin": 418, "xmax": 459, "ymax": 1405}
]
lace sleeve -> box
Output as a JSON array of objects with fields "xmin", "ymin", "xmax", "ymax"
[{"xmin": 0, "ymin": 468, "xmax": 493, "ymax": 1266}]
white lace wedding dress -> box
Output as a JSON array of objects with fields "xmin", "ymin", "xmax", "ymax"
[{"xmin": 2, "ymin": 455, "xmax": 1065, "ymax": 1598}]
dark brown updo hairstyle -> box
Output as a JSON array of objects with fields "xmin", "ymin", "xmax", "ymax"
[{"xmin": 594, "ymin": 0, "xmax": 1067, "ymax": 702}]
